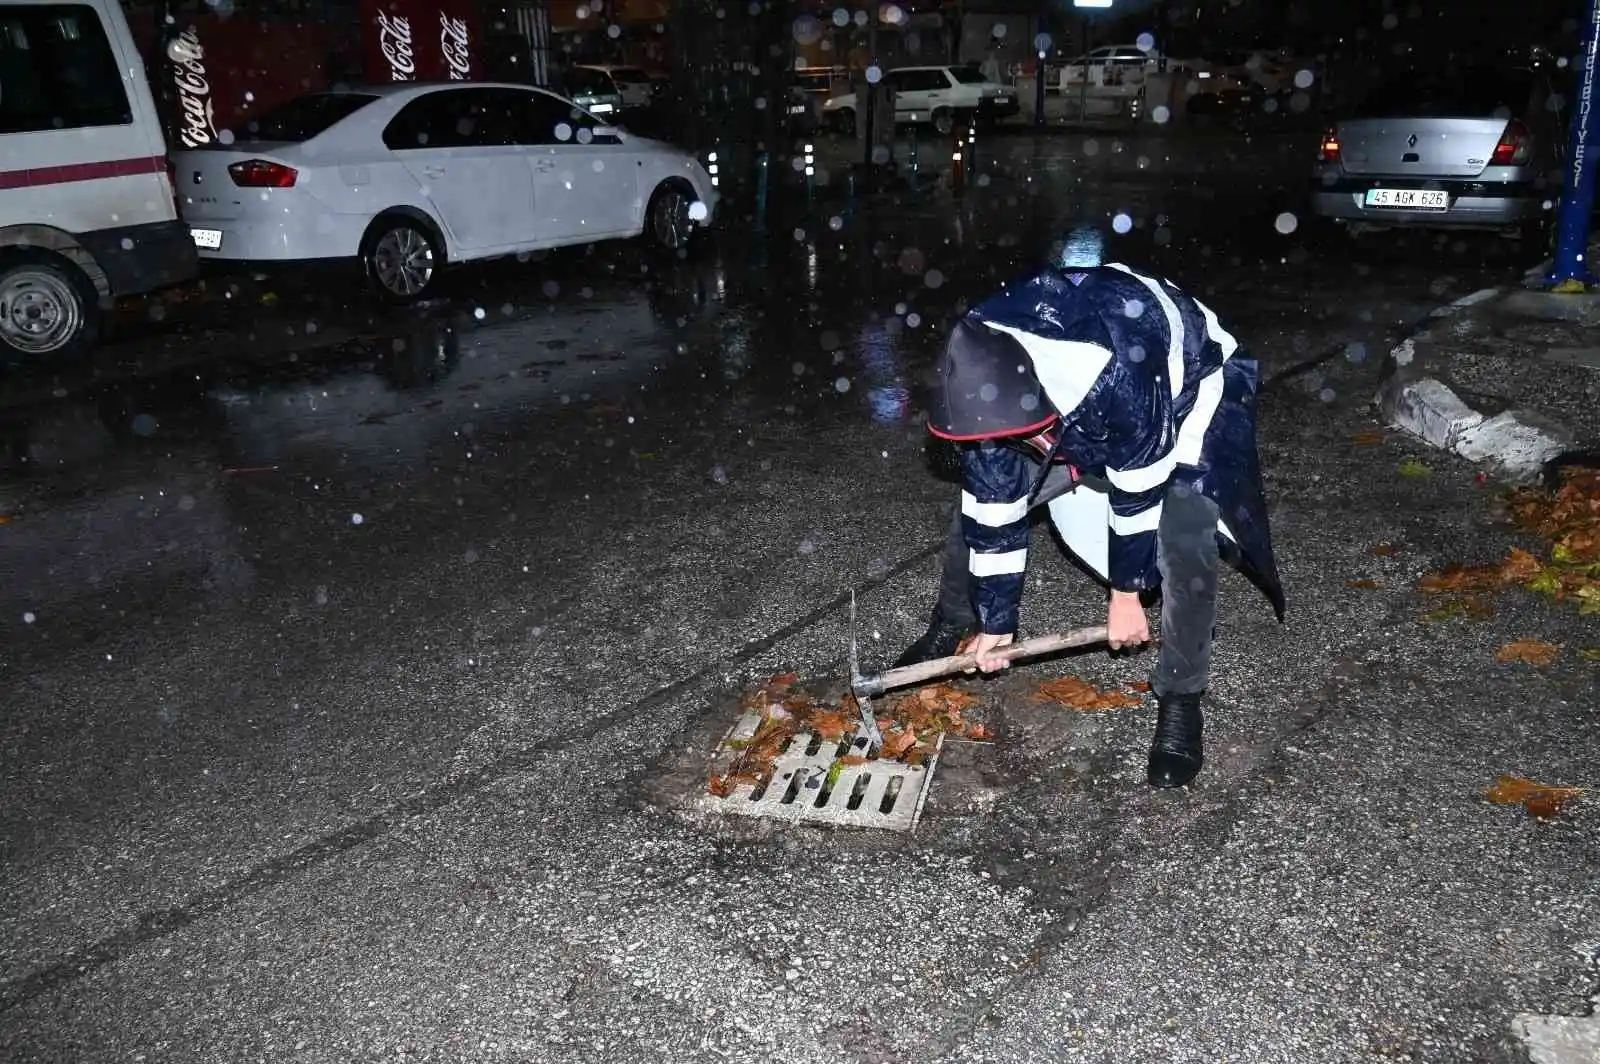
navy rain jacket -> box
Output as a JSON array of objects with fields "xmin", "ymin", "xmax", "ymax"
[{"xmin": 927, "ymin": 263, "xmax": 1286, "ymax": 635}]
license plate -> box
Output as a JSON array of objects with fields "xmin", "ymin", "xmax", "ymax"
[
  {"xmin": 190, "ymin": 227, "xmax": 222, "ymax": 250},
  {"xmin": 1364, "ymin": 188, "xmax": 1449, "ymax": 211},
  {"xmin": 590, "ymin": 102, "xmax": 615, "ymax": 114},
  {"xmin": 994, "ymin": 96, "xmax": 1012, "ymax": 104}
]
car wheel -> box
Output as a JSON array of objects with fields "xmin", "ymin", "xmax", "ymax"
[
  {"xmin": 932, "ymin": 108, "xmax": 955, "ymax": 136},
  {"xmin": 645, "ymin": 181, "xmax": 699, "ymax": 254},
  {"xmin": 0, "ymin": 251, "xmax": 98, "ymax": 365},
  {"xmin": 831, "ymin": 109, "xmax": 856, "ymax": 136},
  {"xmin": 362, "ymin": 216, "xmax": 441, "ymax": 303}
]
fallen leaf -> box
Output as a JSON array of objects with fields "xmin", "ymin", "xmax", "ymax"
[
  {"xmin": 1418, "ymin": 565, "xmax": 1501, "ymax": 594},
  {"xmin": 1495, "ymin": 638, "xmax": 1560, "ymax": 666},
  {"xmin": 1397, "ymin": 458, "xmax": 1432, "ymax": 478},
  {"xmin": 967, "ymin": 724, "xmax": 994, "ymax": 741},
  {"xmin": 1421, "ymin": 595, "xmax": 1495, "ymax": 622},
  {"xmin": 880, "ymin": 728, "xmax": 919, "ymax": 759},
  {"xmin": 1351, "ymin": 429, "xmax": 1386, "ymax": 446},
  {"xmin": 840, "ymin": 755, "xmax": 869, "ymax": 766},
  {"xmin": 1485, "ymin": 774, "xmax": 1584, "ymax": 820},
  {"xmin": 1579, "ymin": 647, "xmax": 1600, "ymax": 662},
  {"xmin": 1500, "ymin": 547, "xmax": 1543, "ymax": 582},
  {"xmin": 1031, "ymin": 676, "xmax": 1142, "ymax": 711},
  {"xmin": 1346, "ymin": 578, "xmax": 1380, "ymax": 589},
  {"xmin": 807, "ymin": 711, "xmax": 855, "ymax": 740},
  {"xmin": 1128, "ymin": 680, "xmax": 1152, "ymax": 692}
]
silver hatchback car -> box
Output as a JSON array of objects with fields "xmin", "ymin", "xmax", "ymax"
[{"xmin": 1311, "ymin": 66, "xmax": 1559, "ymax": 236}]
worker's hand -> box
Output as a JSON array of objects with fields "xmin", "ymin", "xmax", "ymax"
[
  {"xmin": 1107, "ymin": 590, "xmax": 1150, "ymax": 650},
  {"xmin": 966, "ymin": 632, "xmax": 1015, "ymax": 674}
]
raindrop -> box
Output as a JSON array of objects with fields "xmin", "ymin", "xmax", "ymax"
[
  {"xmin": 120, "ymin": 237, "xmax": 135, "ymax": 251},
  {"xmin": 473, "ymin": 306, "xmax": 486, "ymax": 320},
  {"xmin": 606, "ymin": 23, "xmax": 621, "ymax": 37},
  {"xmin": 130, "ymin": 412, "xmax": 158, "ymax": 436},
  {"xmin": 1274, "ymin": 212, "xmax": 1299, "ymax": 235},
  {"xmin": 866, "ymin": 65, "xmax": 882, "ymax": 84},
  {"xmin": 793, "ymin": 227, "xmax": 807, "ymax": 241},
  {"xmin": 1318, "ymin": 387, "xmax": 1336, "ymax": 403},
  {"xmin": 1293, "ymin": 68, "xmax": 1315, "ymax": 89},
  {"xmin": 906, "ymin": 312, "xmax": 922, "ymax": 328},
  {"xmin": 1019, "ymin": 393, "xmax": 1038, "ymax": 411},
  {"xmin": 1111, "ymin": 213, "xmax": 1133, "ymax": 234},
  {"xmin": 871, "ymin": 144, "xmax": 891, "ymax": 165},
  {"xmin": 1188, "ymin": 576, "xmax": 1207, "ymax": 593},
  {"xmin": 688, "ymin": 201, "xmax": 709, "ymax": 222},
  {"xmin": 463, "ymin": 548, "xmax": 479, "ymax": 564},
  {"xmin": 1261, "ymin": 96, "xmax": 1279, "ymax": 114},
  {"xmin": 577, "ymin": 128, "xmax": 593, "ymax": 145},
  {"xmin": 979, "ymin": 383, "xmax": 999, "ymax": 402},
  {"xmin": 501, "ymin": 302, "xmax": 514, "ymax": 316},
  {"xmin": 576, "ymin": 4, "xmax": 589, "ymax": 16},
  {"xmin": 754, "ymin": 96, "xmax": 767, "ymax": 110},
  {"xmin": 748, "ymin": 0, "xmax": 760, "ymax": 13},
  {"xmin": 1034, "ymin": 32, "xmax": 1052, "ymax": 52},
  {"xmin": 1127, "ymin": 344, "xmax": 1146, "ymax": 363},
  {"xmin": 555, "ymin": 122, "xmax": 573, "ymax": 141},
  {"xmin": 217, "ymin": 128, "xmax": 235, "ymax": 146},
  {"xmin": 542, "ymin": 279, "xmax": 560, "ymax": 298},
  {"xmin": 23, "ymin": 611, "xmax": 36, "ymax": 624},
  {"xmin": 1151, "ymin": 104, "xmax": 1171, "ymax": 124},
  {"xmin": 852, "ymin": 9, "xmax": 866, "ymax": 26},
  {"xmin": 924, "ymin": 269, "xmax": 945, "ymax": 289},
  {"xmin": 592, "ymin": 158, "xmax": 605, "ymax": 172},
  {"xmin": 1084, "ymin": 138, "xmax": 1101, "ymax": 157},
  {"xmin": 835, "ymin": 377, "xmax": 852, "ymax": 393},
  {"xmin": 351, "ymin": 513, "xmax": 365, "ymax": 525},
  {"xmin": 820, "ymin": 331, "xmax": 841, "ymax": 351},
  {"xmin": 1381, "ymin": 12, "xmax": 1398, "ymax": 29},
  {"xmin": 991, "ymin": 22, "xmax": 1007, "ymax": 38},
  {"xmin": 1136, "ymin": 31, "xmax": 1155, "ymax": 52},
  {"xmin": 1154, "ymin": 227, "xmax": 1172, "ymax": 246},
  {"xmin": 1344, "ymin": 341, "xmax": 1368, "ymax": 364},
  {"xmin": 314, "ymin": 586, "xmax": 329, "ymax": 606},
  {"xmin": 791, "ymin": 155, "xmax": 807, "ymax": 173},
  {"xmin": 894, "ymin": 302, "xmax": 907, "ymax": 315},
  {"xmin": 976, "ymin": 173, "xmax": 991, "ymax": 187},
  {"xmin": 792, "ymin": 361, "xmax": 806, "ymax": 375},
  {"xmin": 831, "ymin": 7, "xmax": 848, "ymax": 26},
  {"xmin": 828, "ymin": 215, "xmax": 843, "ymax": 231},
  {"xmin": 792, "ymin": 15, "xmax": 822, "ymax": 44},
  {"xmin": 1289, "ymin": 91, "xmax": 1310, "ymax": 113},
  {"xmin": 897, "ymin": 247, "xmax": 926, "ymax": 274},
  {"xmin": 711, "ymin": 465, "xmax": 729, "ymax": 484},
  {"xmin": 1136, "ymin": 155, "xmax": 1150, "ymax": 170},
  {"xmin": 798, "ymin": 539, "xmax": 817, "ymax": 554}
]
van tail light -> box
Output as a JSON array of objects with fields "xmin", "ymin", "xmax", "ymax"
[
  {"xmin": 228, "ymin": 160, "xmax": 298, "ymax": 188},
  {"xmin": 1491, "ymin": 119, "xmax": 1532, "ymax": 166},
  {"xmin": 1317, "ymin": 127, "xmax": 1341, "ymax": 164}
]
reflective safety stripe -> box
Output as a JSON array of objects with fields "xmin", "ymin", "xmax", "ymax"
[
  {"xmin": 1193, "ymin": 296, "xmax": 1239, "ymax": 359},
  {"xmin": 1218, "ymin": 516, "xmax": 1238, "ymax": 543},
  {"xmin": 1108, "ymin": 504, "xmax": 1163, "ymax": 536},
  {"xmin": 1172, "ymin": 366, "xmax": 1224, "ymax": 467},
  {"xmin": 979, "ymin": 321, "xmax": 1113, "ymax": 417},
  {"xmin": 1105, "ymin": 451, "xmax": 1176, "ymax": 494},
  {"xmin": 1108, "ymin": 263, "xmax": 1184, "ymax": 399},
  {"xmin": 969, "ymin": 548, "xmax": 1028, "ymax": 576},
  {"xmin": 962, "ymin": 491, "xmax": 1030, "ymax": 527}
]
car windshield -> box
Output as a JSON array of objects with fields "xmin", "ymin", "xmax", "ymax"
[
  {"xmin": 564, "ymin": 68, "xmax": 615, "ymax": 96},
  {"xmin": 948, "ymin": 65, "xmax": 988, "ymax": 85},
  {"xmin": 1354, "ymin": 69, "xmax": 1535, "ymax": 118},
  {"xmin": 237, "ymin": 92, "xmax": 379, "ymax": 142},
  {"xmin": 608, "ymin": 67, "xmax": 648, "ymax": 82}
]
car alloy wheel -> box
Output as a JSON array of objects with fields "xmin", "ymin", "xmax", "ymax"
[
  {"xmin": 0, "ymin": 262, "xmax": 86, "ymax": 357},
  {"xmin": 650, "ymin": 188, "xmax": 693, "ymax": 250},
  {"xmin": 370, "ymin": 224, "xmax": 436, "ymax": 298}
]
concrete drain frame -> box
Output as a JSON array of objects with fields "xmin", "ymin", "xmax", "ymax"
[{"xmin": 698, "ymin": 711, "xmax": 943, "ymax": 833}]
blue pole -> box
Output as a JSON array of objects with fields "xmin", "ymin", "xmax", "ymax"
[{"xmin": 1549, "ymin": 0, "xmax": 1600, "ymax": 290}]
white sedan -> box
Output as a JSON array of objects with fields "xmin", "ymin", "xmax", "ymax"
[{"xmin": 172, "ymin": 82, "xmax": 719, "ymax": 301}]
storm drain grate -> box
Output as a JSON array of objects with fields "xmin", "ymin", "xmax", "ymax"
[{"xmin": 699, "ymin": 712, "xmax": 942, "ymax": 832}]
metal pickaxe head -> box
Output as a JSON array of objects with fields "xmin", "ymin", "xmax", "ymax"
[{"xmin": 848, "ymin": 591, "xmax": 885, "ymax": 752}]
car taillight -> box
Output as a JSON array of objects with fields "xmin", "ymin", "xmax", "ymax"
[
  {"xmin": 1491, "ymin": 119, "xmax": 1532, "ymax": 166},
  {"xmin": 228, "ymin": 160, "xmax": 298, "ymax": 188},
  {"xmin": 1317, "ymin": 127, "xmax": 1341, "ymax": 163}
]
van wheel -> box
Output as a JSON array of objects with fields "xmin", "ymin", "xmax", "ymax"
[
  {"xmin": 932, "ymin": 108, "xmax": 955, "ymax": 135},
  {"xmin": 362, "ymin": 215, "xmax": 442, "ymax": 303},
  {"xmin": 831, "ymin": 109, "xmax": 856, "ymax": 136},
  {"xmin": 0, "ymin": 251, "xmax": 98, "ymax": 364}
]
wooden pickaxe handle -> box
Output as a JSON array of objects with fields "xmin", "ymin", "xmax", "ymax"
[{"xmin": 854, "ymin": 625, "xmax": 1110, "ymax": 698}]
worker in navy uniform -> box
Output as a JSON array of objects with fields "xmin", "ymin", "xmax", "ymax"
[{"xmin": 899, "ymin": 262, "xmax": 1286, "ymax": 788}]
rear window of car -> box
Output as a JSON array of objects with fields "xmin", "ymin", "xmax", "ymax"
[
  {"xmin": 237, "ymin": 92, "xmax": 379, "ymax": 141},
  {"xmin": 949, "ymin": 65, "xmax": 988, "ymax": 85},
  {"xmin": 1354, "ymin": 70, "xmax": 1536, "ymax": 119},
  {"xmin": 565, "ymin": 68, "xmax": 615, "ymax": 95}
]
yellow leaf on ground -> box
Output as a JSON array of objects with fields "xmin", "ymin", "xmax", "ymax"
[
  {"xmin": 1031, "ymin": 676, "xmax": 1143, "ymax": 711},
  {"xmin": 1495, "ymin": 639, "xmax": 1561, "ymax": 666},
  {"xmin": 1485, "ymin": 774, "xmax": 1584, "ymax": 820}
]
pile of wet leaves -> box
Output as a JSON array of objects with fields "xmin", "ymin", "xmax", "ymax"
[
  {"xmin": 707, "ymin": 673, "xmax": 991, "ymax": 797},
  {"xmin": 1417, "ymin": 465, "xmax": 1600, "ymax": 654}
]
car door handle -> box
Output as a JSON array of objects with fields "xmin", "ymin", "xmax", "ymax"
[{"xmin": 422, "ymin": 165, "xmax": 446, "ymax": 179}]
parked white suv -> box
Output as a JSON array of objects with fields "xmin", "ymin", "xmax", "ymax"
[
  {"xmin": 823, "ymin": 64, "xmax": 1019, "ymax": 135},
  {"xmin": 0, "ymin": 0, "xmax": 197, "ymax": 362}
]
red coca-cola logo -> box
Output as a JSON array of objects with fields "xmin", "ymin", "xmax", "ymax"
[
  {"xmin": 168, "ymin": 27, "xmax": 218, "ymax": 148},
  {"xmin": 439, "ymin": 12, "xmax": 471, "ymax": 80},
  {"xmin": 376, "ymin": 11, "xmax": 415, "ymax": 81}
]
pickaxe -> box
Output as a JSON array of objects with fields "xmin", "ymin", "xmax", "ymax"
[{"xmin": 848, "ymin": 591, "xmax": 1110, "ymax": 752}]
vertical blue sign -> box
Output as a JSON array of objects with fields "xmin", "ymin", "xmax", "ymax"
[{"xmin": 1549, "ymin": 0, "xmax": 1600, "ymax": 289}]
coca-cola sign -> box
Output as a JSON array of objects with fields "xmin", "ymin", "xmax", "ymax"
[
  {"xmin": 375, "ymin": 10, "xmax": 415, "ymax": 81},
  {"xmin": 168, "ymin": 27, "xmax": 219, "ymax": 148},
  {"xmin": 439, "ymin": 12, "xmax": 471, "ymax": 80}
]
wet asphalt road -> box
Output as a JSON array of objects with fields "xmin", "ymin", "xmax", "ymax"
[{"xmin": 3, "ymin": 129, "xmax": 1596, "ymax": 1062}]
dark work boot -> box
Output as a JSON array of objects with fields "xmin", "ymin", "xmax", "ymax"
[
  {"xmin": 1147, "ymin": 692, "xmax": 1204, "ymax": 789},
  {"xmin": 891, "ymin": 608, "xmax": 974, "ymax": 669}
]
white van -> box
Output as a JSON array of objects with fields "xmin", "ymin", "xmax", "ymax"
[{"xmin": 0, "ymin": 0, "xmax": 196, "ymax": 362}]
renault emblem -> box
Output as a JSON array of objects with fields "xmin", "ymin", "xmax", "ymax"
[{"xmin": 1407, "ymin": 133, "xmax": 1418, "ymax": 148}]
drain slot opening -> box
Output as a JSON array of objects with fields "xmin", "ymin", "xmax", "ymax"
[{"xmin": 879, "ymin": 775, "xmax": 904, "ymax": 815}]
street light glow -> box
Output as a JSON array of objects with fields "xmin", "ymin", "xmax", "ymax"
[{"xmin": 1073, "ymin": 0, "xmax": 1113, "ymax": 7}]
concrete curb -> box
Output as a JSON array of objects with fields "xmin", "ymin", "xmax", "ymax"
[{"xmin": 1374, "ymin": 287, "xmax": 1575, "ymax": 484}]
